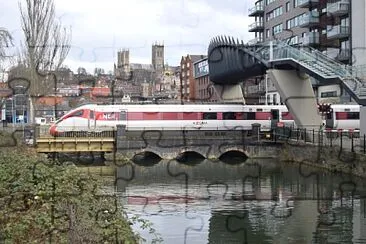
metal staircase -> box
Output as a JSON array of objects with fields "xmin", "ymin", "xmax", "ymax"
[{"xmin": 256, "ymin": 40, "xmax": 366, "ymax": 105}]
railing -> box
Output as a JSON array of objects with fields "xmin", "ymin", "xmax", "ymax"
[
  {"xmin": 327, "ymin": 25, "xmax": 350, "ymax": 39},
  {"xmin": 248, "ymin": 4, "xmax": 264, "ymax": 15},
  {"xmin": 298, "ymin": 12, "xmax": 319, "ymax": 27},
  {"xmin": 337, "ymin": 49, "xmax": 350, "ymax": 61},
  {"xmin": 301, "ymin": 32, "xmax": 320, "ymax": 45},
  {"xmin": 248, "ymin": 21, "xmax": 264, "ymax": 30},
  {"xmin": 264, "ymin": 41, "xmax": 353, "ymax": 79},
  {"xmin": 327, "ymin": 0, "xmax": 349, "ymax": 14},
  {"xmin": 297, "ymin": 0, "xmax": 319, "ymax": 7},
  {"xmin": 271, "ymin": 126, "xmax": 364, "ymax": 153},
  {"xmin": 248, "ymin": 37, "xmax": 264, "ymax": 45}
]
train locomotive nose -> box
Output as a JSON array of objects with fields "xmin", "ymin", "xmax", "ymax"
[{"xmin": 49, "ymin": 124, "xmax": 57, "ymax": 136}]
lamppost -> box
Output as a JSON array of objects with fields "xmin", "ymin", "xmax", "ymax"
[
  {"xmin": 11, "ymin": 97, "xmax": 14, "ymax": 127},
  {"xmin": 265, "ymin": 74, "xmax": 268, "ymax": 105}
]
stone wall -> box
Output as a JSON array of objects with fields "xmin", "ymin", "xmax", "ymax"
[{"xmin": 279, "ymin": 140, "xmax": 366, "ymax": 178}]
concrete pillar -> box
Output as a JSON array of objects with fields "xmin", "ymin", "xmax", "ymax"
[
  {"xmin": 213, "ymin": 84, "xmax": 245, "ymax": 103},
  {"xmin": 360, "ymin": 106, "xmax": 366, "ymax": 143},
  {"xmin": 267, "ymin": 69, "xmax": 322, "ymax": 130}
]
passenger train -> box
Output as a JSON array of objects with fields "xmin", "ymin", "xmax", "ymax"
[{"xmin": 48, "ymin": 103, "xmax": 360, "ymax": 136}]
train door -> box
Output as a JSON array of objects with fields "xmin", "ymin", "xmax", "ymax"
[
  {"xmin": 270, "ymin": 109, "xmax": 279, "ymax": 129},
  {"xmin": 89, "ymin": 109, "xmax": 96, "ymax": 131},
  {"xmin": 120, "ymin": 110, "xmax": 127, "ymax": 128},
  {"xmin": 325, "ymin": 110, "xmax": 334, "ymax": 129}
]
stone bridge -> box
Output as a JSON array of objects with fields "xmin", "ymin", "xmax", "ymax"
[{"xmin": 116, "ymin": 125, "xmax": 281, "ymax": 160}]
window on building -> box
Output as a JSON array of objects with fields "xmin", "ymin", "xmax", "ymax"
[
  {"xmin": 273, "ymin": 94, "xmax": 277, "ymax": 105},
  {"xmin": 288, "ymin": 36, "xmax": 299, "ymax": 44},
  {"xmin": 293, "ymin": 0, "xmax": 298, "ymax": 8},
  {"xmin": 341, "ymin": 40, "xmax": 350, "ymax": 50},
  {"xmin": 286, "ymin": 2, "xmax": 290, "ymax": 12},
  {"xmin": 267, "ymin": 6, "xmax": 283, "ymax": 21},
  {"xmin": 287, "ymin": 20, "xmax": 291, "ymax": 29},
  {"xmin": 320, "ymin": 91, "xmax": 337, "ymax": 98},
  {"xmin": 272, "ymin": 23, "xmax": 283, "ymax": 35},
  {"xmin": 266, "ymin": 29, "xmax": 270, "ymax": 38}
]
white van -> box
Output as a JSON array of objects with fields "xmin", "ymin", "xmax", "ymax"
[{"xmin": 35, "ymin": 117, "xmax": 47, "ymax": 125}]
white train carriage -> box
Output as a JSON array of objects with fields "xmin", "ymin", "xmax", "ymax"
[
  {"xmin": 49, "ymin": 103, "xmax": 360, "ymax": 136},
  {"xmin": 49, "ymin": 104, "xmax": 291, "ymax": 136},
  {"xmin": 325, "ymin": 104, "xmax": 360, "ymax": 130}
]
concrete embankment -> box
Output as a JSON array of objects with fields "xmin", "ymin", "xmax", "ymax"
[{"xmin": 279, "ymin": 140, "xmax": 366, "ymax": 178}]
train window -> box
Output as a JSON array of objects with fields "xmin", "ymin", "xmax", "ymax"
[
  {"xmin": 90, "ymin": 110, "xmax": 94, "ymax": 119},
  {"xmin": 335, "ymin": 112, "xmax": 348, "ymax": 120},
  {"xmin": 162, "ymin": 112, "xmax": 179, "ymax": 120},
  {"xmin": 203, "ymin": 112, "xmax": 217, "ymax": 120},
  {"xmin": 223, "ymin": 112, "xmax": 236, "ymax": 120},
  {"xmin": 347, "ymin": 112, "xmax": 359, "ymax": 119},
  {"xmin": 243, "ymin": 112, "xmax": 256, "ymax": 120},
  {"xmin": 183, "ymin": 112, "xmax": 199, "ymax": 120},
  {"xmin": 69, "ymin": 110, "xmax": 83, "ymax": 117},
  {"xmin": 143, "ymin": 112, "xmax": 161, "ymax": 120},
  {"xmin": 235, "ymin": 113, "xmax": 244, "ymax": 120}
]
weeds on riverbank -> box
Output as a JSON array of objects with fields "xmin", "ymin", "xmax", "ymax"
[{"xmin": 0, "ymin": 146, "xmax": 162, "ymax": 243}]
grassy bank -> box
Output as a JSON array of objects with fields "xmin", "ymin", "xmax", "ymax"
[{"xmin": 0, "ymin": 146, "xmax": 159, "ymax": 243}]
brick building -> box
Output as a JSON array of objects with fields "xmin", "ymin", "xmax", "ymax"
[{"xmin": 180, "ymin": 54, "xmax": 207, "ymax": 102}]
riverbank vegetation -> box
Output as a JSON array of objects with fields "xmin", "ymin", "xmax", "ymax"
[{"xmin": 0, "ymin": 145, "xmax": 161, "ymax": 243}]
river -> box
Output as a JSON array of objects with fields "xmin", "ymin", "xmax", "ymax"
[{"xmin": 110, "ymin": 158, "xmax": 366, "ymax": 243}]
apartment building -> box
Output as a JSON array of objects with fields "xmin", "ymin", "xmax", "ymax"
[{"xmin": 248, "ymin": 0, "xmax": 363, "ymax": 104}]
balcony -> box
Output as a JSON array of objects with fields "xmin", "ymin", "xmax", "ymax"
[
  {"xmin": 336, "ymin": 49, "xmax": 350, "ymax": 61},
  {"xmin": 248, "ymin": 3, "xmax": 264, "ymax": 17},
  {"xmin": 298, "ymin": 0, "xmax": 319, "ymax": 8},
  {"xmin": 247, "ymin": 85, "xmax": 265, "ymax": 95},
  {"xmin": 248, "ymin": 37, "xmax": 264, "ymax": 45},
  {"xmin": 327, "ymin": 25, "xmax": 350, "ymax": 39},
  {"xmin": 301, "ymin": 32, "xmax": 320, "ymax": 46},
  {"xmin": 327, "ymin": 0, "xmax": 349, "ymax": 16},
  {"xmin": 298, "ymin": 12, "xmax": 319, "ymax": 27},
  {"xmin": 248, "ymin": 21, "xmax": 264, "ymax": 32}
]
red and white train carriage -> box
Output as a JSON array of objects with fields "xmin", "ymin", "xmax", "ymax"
[
  {"xmin": 49, "ymin": 103, "xmax": 360, "ymax": 136},
  {"xmin": 324, "ymin": 104, "xmax": 360, "ymax": 131}
]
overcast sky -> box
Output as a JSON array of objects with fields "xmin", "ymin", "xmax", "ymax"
[{"xmin": 1, "ymin": 0, "xmax": 256, "ymax": 74}]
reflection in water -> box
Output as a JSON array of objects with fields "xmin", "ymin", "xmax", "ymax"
[{"xmin": 113, "ymin": 159, "xmax": 366, "ymax": 243}]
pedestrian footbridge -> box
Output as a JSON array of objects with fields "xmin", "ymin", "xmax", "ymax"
[{"xmin": 207, "ymin": 36, "xmax": 366, "ymax": 133}]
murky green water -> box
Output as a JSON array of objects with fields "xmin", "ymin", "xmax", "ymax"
[{"xmin": 113, "ymin": 159, "xmax": 366, "ymax": 244}]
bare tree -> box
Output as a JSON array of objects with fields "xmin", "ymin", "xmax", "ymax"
[
  {"xmin": 19, "ymin": 0, "xmax": 72, "ymax": 124},
  {"xmin": 0, "ymin": 28, "xmax": 14, "ymax": 61}
]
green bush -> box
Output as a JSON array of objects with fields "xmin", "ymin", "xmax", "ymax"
[{"xmin": 0, "ymin": 147, "xmax": 161, "ymax": 243}]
